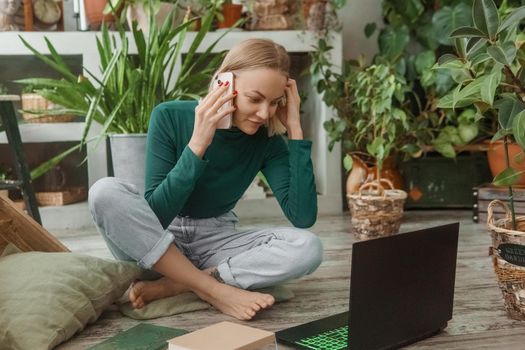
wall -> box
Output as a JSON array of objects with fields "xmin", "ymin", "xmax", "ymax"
[{"xmin": 338, "ymin": 0, "xmax": 383, "ymax": 61}]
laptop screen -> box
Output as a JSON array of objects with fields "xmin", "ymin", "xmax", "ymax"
[{"xmin": 348, "ymin": 223, "xmax": 459, "ymax": 350}]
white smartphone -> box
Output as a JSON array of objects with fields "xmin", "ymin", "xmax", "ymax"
[{"xmin": 213, "ymin": 72, "xmax": 235, "ymax": 129}]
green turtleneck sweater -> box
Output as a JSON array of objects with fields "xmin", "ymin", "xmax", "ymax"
[{"xmin": 144, "ymin": 100, "xmax": 317, "ymax": 229}]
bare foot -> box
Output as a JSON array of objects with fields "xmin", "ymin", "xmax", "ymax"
[
  {"xmin": 129, "ymin": 277, "xmax": 191, "ymax": 309},
  {"xmin": 197, "ymin": 282, "xmax": 275, "ymax": 321}
]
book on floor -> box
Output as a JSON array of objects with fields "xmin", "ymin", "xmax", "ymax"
[
  {"xmin": 168, "ymin": 321, "xmax": 275, "ymax": 350},
  {"xmin": 87, "ymin": 323, "xmax": 188, "ymax": 350}
]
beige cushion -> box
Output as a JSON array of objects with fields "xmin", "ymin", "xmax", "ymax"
[{"xmin": 0, "ymin": 245, "xmax": 143, "ymax": 350}]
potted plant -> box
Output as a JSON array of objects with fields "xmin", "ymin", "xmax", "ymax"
[
  {"xmin": 360, "ymin": 0, "xmax": 498, "ymax": 208},
  {"xmin": 16, "ymin": 2, "xmax": 229, "ymax": 189},
  {"xmin": 366, "ymin": 0, "xmax": 483, "ymax": 158},
  {"xmin": 437, "ymin": 0, "xmax": 525, "ymax": 320},
  {"xmin": 311, "ymin": 45, "xmax": 409, "ymax": 238}
]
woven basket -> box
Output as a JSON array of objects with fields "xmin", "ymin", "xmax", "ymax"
[
  {"xmin": 487, "ymin": 200, "xmax": 525, "ymax": 320},
  {"xmin": 347, "ymin": 179, "xmax": 407, "ymax": 240},
  {"xmin": 20, "ymin": 94, "xmax": 75, "ymax": 123}
]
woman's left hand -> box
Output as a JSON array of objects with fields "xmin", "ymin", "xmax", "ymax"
[{"xmin": 276, "ymin": 79, "xmax": 303, "ymax": 140}]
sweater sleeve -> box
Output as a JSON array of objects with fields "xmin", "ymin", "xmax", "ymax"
[
  {"xmin": 144, "ymin": 106, "xmax": 208, "ymax": 228},
  {"xmin": 261, "ymin": 137, "xmax": 318, "ymax": 228}
]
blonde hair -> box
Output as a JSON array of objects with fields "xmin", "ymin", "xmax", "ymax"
[{"xmin": 213, "ymin": 38, "xmax": 290, "ymax": 136}]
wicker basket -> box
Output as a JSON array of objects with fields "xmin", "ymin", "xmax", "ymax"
[
  {"xmin": 20, "ymin": 93, "xmax": 75, "ymax": 123},
  {"xmin": 347, "ymin": 179, "xmax": 407, "ymax": 240},
  {"xmin": 487, "ymin": 200, "xmax": 525, "ymax": 320}
]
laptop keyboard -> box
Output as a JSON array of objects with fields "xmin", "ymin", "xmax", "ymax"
[{"xmin": 294, "ymin": 326, "xmax": 348, "ymax": 350}]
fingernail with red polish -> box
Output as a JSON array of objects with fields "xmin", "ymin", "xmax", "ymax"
[
  {"xmin": 219, "ymin": 82, "xmax": 223, "ymax": 86},
  {"xmin": 233, "ymin": 90, "xmax": 238, "ymax": 95},
  {"xmin": 224, "ymin": 81, "xmax": 230, "ymax": 87}
]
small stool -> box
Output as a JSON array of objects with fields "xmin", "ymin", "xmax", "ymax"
[{"xmin": 0, "ymin": 96, "xmax": 41, "ymax": 225}]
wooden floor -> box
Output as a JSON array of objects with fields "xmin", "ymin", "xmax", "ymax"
[{"xmin": 54, "ymin": 210, "xmax": 525, "ymax": 350}]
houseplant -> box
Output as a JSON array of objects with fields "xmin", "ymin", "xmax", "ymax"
[
  {"xmin": 436, "ymin": 0, "xmax": 525, "ymax": 320},
  {"xmin": 311, "ymin": 45, "xmax": 409, "ymax": 238},
  {"xmin": 17, "ymin": 0, "xmax": 229, "ymax": 186},
  {"xmin": 366, "ymin": 0, "xmax": 485, "ymax": 158}
]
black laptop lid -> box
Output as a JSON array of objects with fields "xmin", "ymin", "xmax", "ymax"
[{"xmin": 349, "ymin": 223, "xmax": 459, "ymax": 350}]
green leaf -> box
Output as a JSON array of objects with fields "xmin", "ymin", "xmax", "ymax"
[
  {"xmin": 455, "ymin": 38, "xmax": 468, "ymax": 59},
  {"xmin": 19, "ymin": 36, "xmax": 77, "ymax": 83},
  {"xmin": 450, "ymin": 26, "xmax": 487, "ymax": 38},
  {"xmin": 364, "ymin": 22, "xmax": 377, "ymax": 38},
  {"xmin": 432, "ymin": 3, "xmax": 472, "ymax": 45},
  {"xmin": 378, "ymin": 25, "xmax": 410, "ymax": 60},
  {"xmin": 343, "ymin": 154, "xmax": 353, "ymax": 172},
  {"xmin": 415, "ymin": 51, "xmax": 436, "ymax": 74},
  {"xmin": 437, "ymin": 54, "xmax": 459, "ymax": 65},
  {"xmin": 30, "ymin": 143, "xmax": 84, "ymax": 180},
  {"xmin": 491, "ymin": 128, "xmax": 511, "ymax": 142},
  {"xmin": 480, "ymin": 71, "xmax": 501, "ymax": 105},
  {"xmin": 458, "ymin": 123, "xmax": 479, "ymax": 143},
  {"xmin": 497, "ymin": 96, "xmax": 525, "ymax": 129},
  {"xmin": 466, "ymin": 37, "xmax": 487, "ymax": 55},
  {"xmin": 487, "ymin": 45, "xmax": 511, "ymax": 65},
  {"xmin": 470, "ymin": 52, "xmax": 492, "ymax": 66},
  {"xmin": 473, "ymin": 0, "xmax": 500, "ymax": 40},
  {"xmin": 433, "ymin": 142, "xmax": 456, "ymax": 158},
  {"xmin": 512, "ymin": 110, "xmax": 525, "ymax": 150},
  {"xmin": 493, "ymin": 167, "xmax": 524, "ymax": 186},
  {"xmin": 498, "ymin": 5, "xmax": 525, "ymax": 34}
]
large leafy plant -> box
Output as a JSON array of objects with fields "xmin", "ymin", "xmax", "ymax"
[
  {"xmin": 366, "ymin": 0, "xmax": 488, "ymax": 158},
  {"xmin": 436, "ymin": 0, "xmax": 525, "ymax": 229},
  {"xmin": 311, "ymin": 41, "xmax": 409, "ymax": 173},
  {"xmin": 16, "ymin": 0, "xmax": 229, "ymax": 179}
]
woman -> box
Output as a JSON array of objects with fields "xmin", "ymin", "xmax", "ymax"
[{"xmin": 89, "ymin": 38, "xmax": 323, "ymax": 321}]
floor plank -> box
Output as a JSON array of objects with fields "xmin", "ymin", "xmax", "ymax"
[{"xmin": 53, "ymin": 210, "xmax": 525, "ymax": 349}]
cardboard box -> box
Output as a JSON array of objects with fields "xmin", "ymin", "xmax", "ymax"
[{"xmin": 168, "ymin": 321, "xmax": 275, "ymax": 350}]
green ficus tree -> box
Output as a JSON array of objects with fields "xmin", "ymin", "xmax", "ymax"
[
  {"xmin": 351, "ymin": 64, "xmax": 410, "ymax": 173},
  {"xmin": 436, "ymin": 0, "xmax": 525, "ymax": 229},
  {"xmin": 311, "ymin": 39, "xmax": 409, "ymax": 174}
]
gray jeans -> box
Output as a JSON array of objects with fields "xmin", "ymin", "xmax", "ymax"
[{"xmin": 88, "ymin": 177, "xmax": 323, "ymax": 289}]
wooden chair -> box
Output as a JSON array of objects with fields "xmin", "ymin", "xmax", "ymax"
[{"xmin": 0, "ymin": 96, "xmax": 41, "ymax": 224}]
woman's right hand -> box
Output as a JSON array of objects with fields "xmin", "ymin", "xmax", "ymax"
[{"xmin": 188, "ymin": 82, "xmax": 237, "ymax": 158}]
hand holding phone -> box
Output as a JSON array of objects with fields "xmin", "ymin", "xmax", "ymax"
[{"xmin": 213, "ymin": 72, "xmax": 235, "ymax": 129}]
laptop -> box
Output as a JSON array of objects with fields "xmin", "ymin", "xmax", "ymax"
[{"xmin": 276, "ymin": 223, "xmax": 459, "ymax": 350}]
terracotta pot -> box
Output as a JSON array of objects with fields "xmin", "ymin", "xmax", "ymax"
[
  {"xmin": 346, "ymin": 154, "xmax": 404, "ymax": 195},
  {"xmin": 487, "ymin": 141, "xmax": 525, "ymax": 185},
  {"xmin": 218, "ymin": 4, "xmax": 242, "ymax": 29},
  {"xmin": 84, "ymin": 0, "xmax": 117, "ymax": 29}
]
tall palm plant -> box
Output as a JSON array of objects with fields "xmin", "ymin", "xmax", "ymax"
[{"xmin": 16, "ymin": 0, "xmax": 234, "ymax": 179}]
